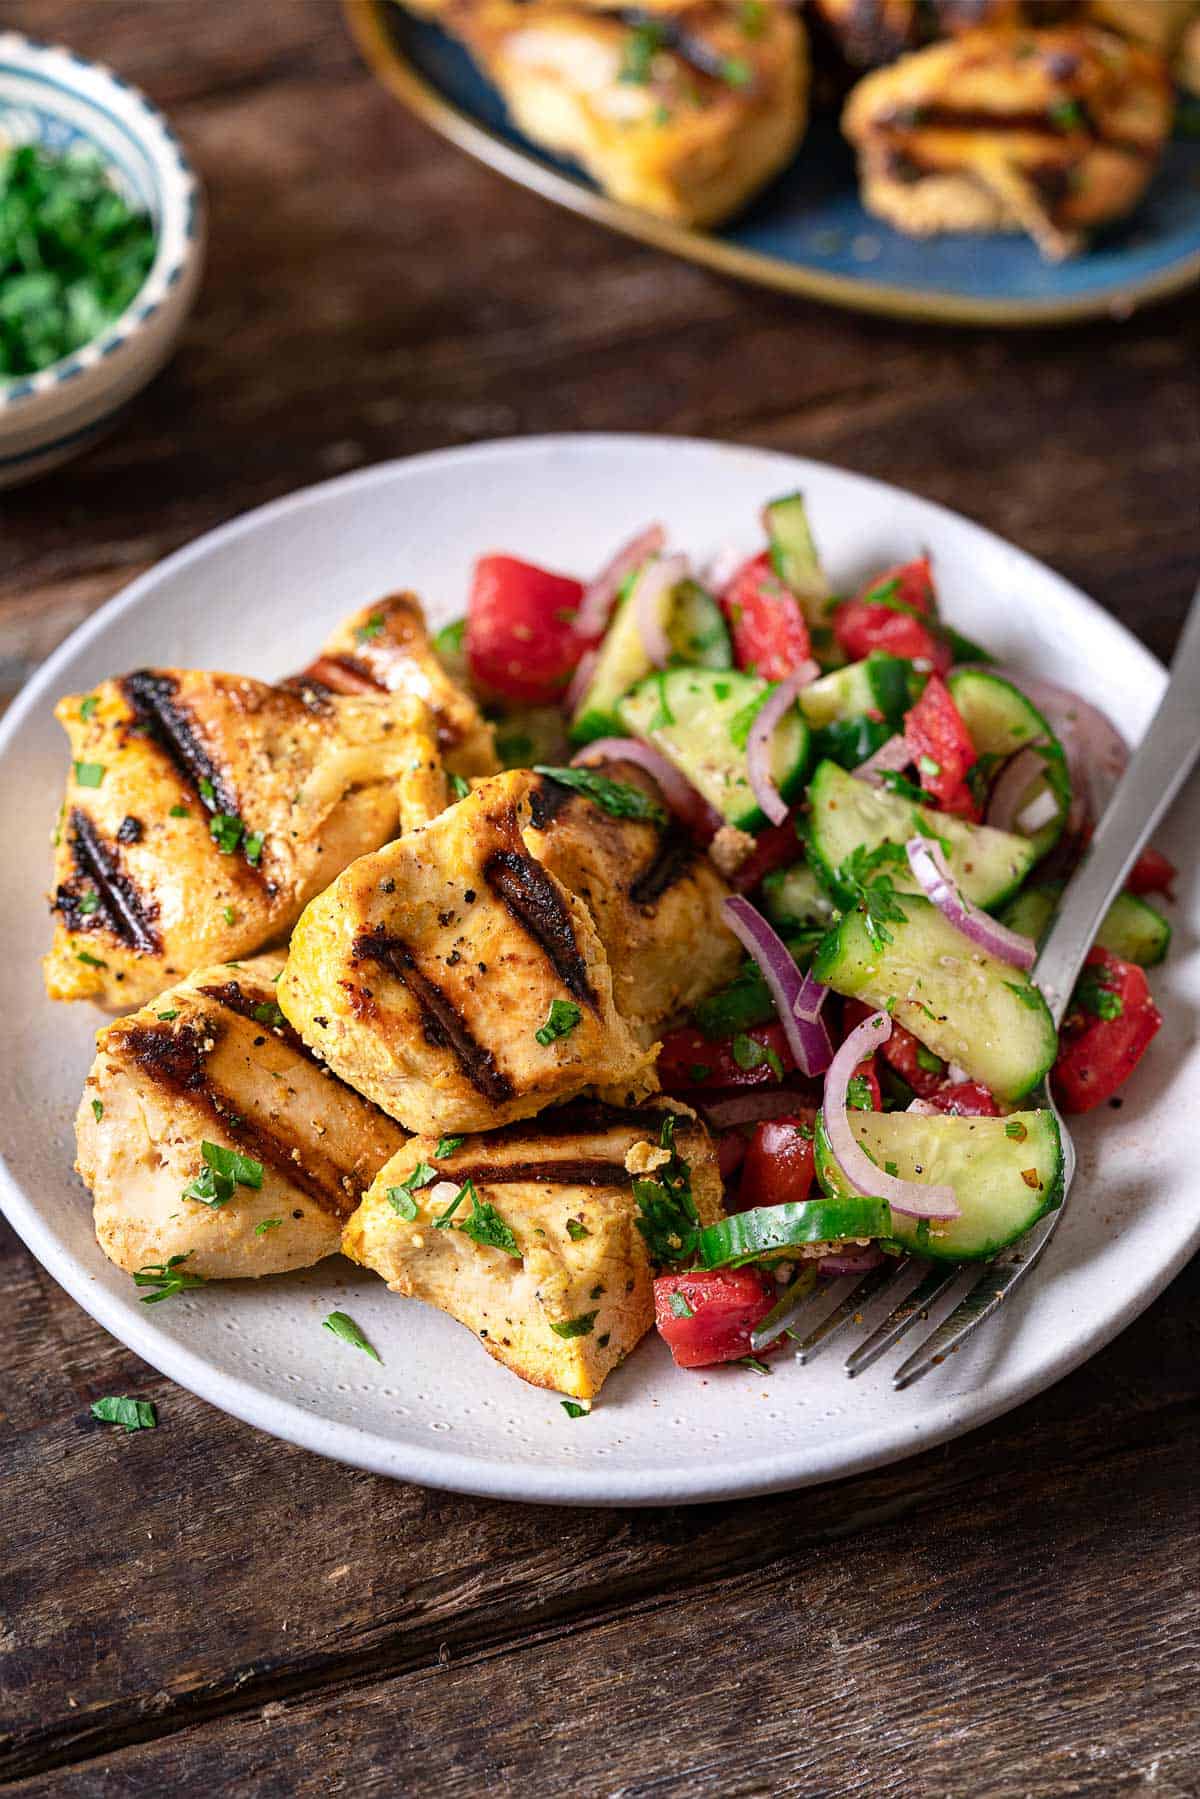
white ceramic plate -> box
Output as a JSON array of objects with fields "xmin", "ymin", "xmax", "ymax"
[{"xmin": 1, "ymin": 435, "xmax": 1195, "ymax": 1507}]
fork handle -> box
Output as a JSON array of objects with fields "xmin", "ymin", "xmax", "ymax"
[{"xmin": 1035, "ymin": 585, "xmax": 1200, "ymax": 1028}]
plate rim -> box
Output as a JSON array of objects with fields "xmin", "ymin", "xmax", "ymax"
[
  {"xmin": 0, "ymin": 431, "xmax": 1191, "ymax": 1508},
  {"xmin": 343, "ymin": 0, "xmax": 1200, "ymax": 331}
]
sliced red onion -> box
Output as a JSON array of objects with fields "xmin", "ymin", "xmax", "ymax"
[
  {"xmin": 946, "ymin": 1061, "xmax": 970, "ymax": 1085},
  {"xmin": 854, "ymin": 732, "xmax": 913, "ymax": 789},
  {"xmin": 1016, "ymin": 787, "xmax": 1060, "ymax": 835},
  {"xmin": 634, "ymin": 553, "xmax": 688, "ymax": 669},
  {"xmin": 574, "ymin": 523, "xmax": 666, "ymax": 640},
  {"xmin": 571, "ymin": 736, "xmax": 721, "ymax": 838},
  {"xmin": 702, "ymin": 1092, "xmax": 815, "ymax": 1130},
  {"xmin": 722, "ymin": 896, "xmax": 833, "ymax": 1077},
  {"xmin": 985, "ymin": 666, "xmax": 1128, "ymax": 833},
  {"xmin": 818, "ymin": 1245, "xmax": 886, "ymax": 1276},
  {"xmin": 824, "ymin": 1011, "xmax": 960, "ymax": 1221},
  {"xmin": 563, "ymin": 646, "xmax": 599, "ymax": 717},
  {"xmin": 906, "ymin": 833, "xmax": 1036, "ymax": 970},
  {"xmin": 985, "ymin": 743, "xmax": 1053, "ymax": 835},
  {"xmin": 746, "ymin": 662, "xmax": 820, "ymax": 826}
]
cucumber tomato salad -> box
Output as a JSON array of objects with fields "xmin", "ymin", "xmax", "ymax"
[{"xmin": 449, "ymin": 497, "xmax": 1174, "ymax": 1374}]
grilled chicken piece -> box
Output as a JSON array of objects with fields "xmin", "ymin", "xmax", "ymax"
[
  {"xmin": 437, "ymin": 2, "xmax": 808, "ymax": 227},
  {"xmin": 44, "ymin": 669, "xmax": 449, "ymax": 1009},
  {"xmin": 343, "ymin": 1099, "xmax": 724, "ymax": 1400},
  {"xmin": 1087, "ymin": 0, "xmax": 1196, "ymax": 58},
  {"xmin": 810, "ymin": 0, "xmax": 1076, "ymax": 72},
  {"xmin": 77, "ymin": 956, "xmax": 407, "ymax": 1280},
  {"xmin": 296, "ymin": 593, "xmax": 498, "ymax": 783},
  {"xmin": 842, "ymin": 25, "xmax": 1172, "ymax": 259},
  {"xmin": 279, "ymin": 770, "xmax": 656, "ymax": 1136},
  {"xmin": 523, "ymin": 762, "xmax": 740, "ymax": 1046}
]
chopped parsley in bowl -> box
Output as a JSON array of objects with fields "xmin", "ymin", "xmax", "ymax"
[{"xmin": 0, "ymin": 144, "xmax": 157, "ymax": 379}]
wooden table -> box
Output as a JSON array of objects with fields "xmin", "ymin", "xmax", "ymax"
[{"xmin": 3, "ymin": 4, "xmax": 1198, "ymax": 1793}]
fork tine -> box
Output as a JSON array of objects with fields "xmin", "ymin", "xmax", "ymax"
[
  {"xmin": 844, "ymin": 1259, "xmax": 955, "ymax": 1378},
  {"xmin": 761, "ymin": 1270, "xmax": 869, "ymax": 1358},
  {"xmin": 792, "ymin": 1262, "xmax": 898, "ymax": 1363},
  {"xmin": 891, "ymin": 1200, "xmax": 1068, "ymax": 1389}
]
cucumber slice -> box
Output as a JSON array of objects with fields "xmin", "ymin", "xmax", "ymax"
[
  {"xmin": 695, "ymin": 1195, "xmax": 892, "ymax": 1269},
  {"xmin": 812, "ymin": 892, "xmax": 1057, "ymax": 1101},
  {"xmin": 617, "ymin": 667, "xmax": 809, "ymax": 832},
  {"xmin": 799, "ymin": 653, "xmax": 918, "ymax": 731},
  {"xmin": 667, "ymin": 579, "xmax": 732, "ymax": 669},
  {"xmin": 807, "ymin": 760, "xmax": 1038, "ymax": 912},
  {"xmin": 569, "ymin": 562, "xmax": 676, "ymax": 745},
  {"xmin": 1002, "ymin": 883, "xmax": 1171, "ymax": 968},
  {"xmin": 763, "ymin": 862, "xmax": 838, "ymax": 933},
  {"xmin": 813, "ymin": 1107, "xmax": 1063, "ymax": 1261},
  {"xmin": 762, "ymin": 492, "xmax": 843, "ymax": 665},
  {"xmin": 947, "ymin": 669, "xmax": 1071, "ymax": 858}
]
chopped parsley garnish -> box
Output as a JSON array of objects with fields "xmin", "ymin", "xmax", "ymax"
[
  {"xmin": 0, "ymin": 146, "xmax": 156, "ymax": 377},
  {"xmin": 251, "ymin": 1000, "xmax": 284, "ymax": 1029},
  {"xmin": 561, "ymin": 1400, "xmax": 590, "ymax": 1418},
  {"xmin": 222, "ymin": 905, "xmax": 236, "ymax": 926},
  {"xmin": 732, "ymin": 1033, "xmax": 783, "ymax": 1080},
  {"xmin": 562, "ymin": 1221, "xmax": 590, "ymax": 1245},
  {"xmin": 846, "ymin": 1074, "xmax": 874, "ymax": 1111},
  {"xmin": 739, "ymin": 1356, "xmax": 771, "ymax": 1375},
  {"xmin": 739, "ymin": 0, "xmax": 765, "ymax": 35},
  {"xmin": 533, "ymin": 766, "xmax": 666, "ymax": 827},
  {"xmin": 1005, "ymin": 1119, "xmax": 1028, "ymax": 1142},
  {"xmin": 322, "ymin": 1311, "xmax": 381, "ymax": 1362},
  {"xmin": 244, "ymin": 831, "xmax": 264, "ymax": 867},
  {"xmin": 449, "ymin": 773, "xmax": 471, "ymax": 800},
  {"xmin": 496, "ymin": 730, "xmax": 534, "ymax": 767},
  {"xmin": 728, "ymin": 690, "xmax": 767, "ymax": 751},
  {"xmin": 879, "ymin": 768, "xmax": 924, "ymax": 804},
  {"xmin": 90, "ymin": 1395, "xmax": 157, "ymax": 1432},
  {"xmin": 1004, "ymin": 981, "xmax": 1044, "ymax": 1012},
  {"xmin": 356, "ymin": 613, "xmax": 385, "ymax": 642},
  {"xmin": 76, "ymin": 948, "xmax": 106, "ymax": 967},
  {"xmin": 648, "ymin": 669, "xmax": 674, "ymax": 731},
  {"xmin": 210, "ymin": 813, "xmax": 244, "ymax": 856},
  {"xmin": 182, "ymin": 1140, "xmax": 264, "ymax": 1209},
  {"xmin": 433, "ymin": 1178, "xmax": 521, "ymax": 1257},
  {"xmin": 434, "ymin": 1135, "xmax": 465, "ymax": 1160},
  {"xmin": 550, "ymin": 1311, "xmax": 598, "ymax": 1340},
  {"xmin": 689, "ymin": 1063, "xmax": 712, "ymax": 1082},
  {"xmin": 78, "ymin": 889, "xmax": 100, "ymax": 916},
  {"xmin": 254, "ymin": 1217, "xmax": 282, "ymax": 1235},
  {"xmin": 634, "ymin": 1112, "xmax": 699, "ymax": 1266},
  {"xmin": 721, "ymin": 56, "xmax": 752, "ymax": 87},
  {"xmin": 169, "ymin": 803, "xmax": 189, "ymax": 818},
  {"xmin": 133, "ymin": 1253, "xmax": 205, "ymax": 1304},
  {"xmin": 861, "ymin": 576, "xmax": 901, "ymax": 608},
  {"xmin": 1050, "ymin": 97, "xmax": 1085, "ymax": 130},
  {"xmin": 915, "ymin": 1044, "xmax": 944, "ymax": 1075},
  {"xmin": 79, "ymin": 695, "xmax": 98, "ymax": 721},
  {"xmin": 669, "ymin": 1290, "xmax": 694, "ymax": 1319},
  {"xmin": 1073, "ymin": 966, "xmax": 1124, "ymax": 1021},
  {"xmin": 619, "ymin": 19, "xmax": 666, "ymax": 83},
  {"xmin": 917, "ymin": 754, "xmax": 941, "ymax": 778},
  {"xmin": 73, "ymin": 761, "xmax": 105, "ymax": 787},
  {"xmin": 199, "ymin": 776, "xmax": 216, "ymax": 807},
  {"xmin": 535, "ymin": 998, "xmax": 582, "ymax": 1047},
  {"xmin": 387, "ymin": 1187, "xmax": 419, "ymax": 1220},
  {"xmin": 396, "ymin": 1160, "xmax": 439, "ymax": 1197},
  {"xmin": 156, "ymin": 1008, "xmax": 179, "ymax": 1022},
  {"xmin": 91, "ymin": 1098, "xmax": 104, "ymax": 1123},
  {"xmin": 433, "ymin": 618, "xmax": 465, "ymax": 660},
  {"xmin": 838, "ymin": 842, "xmax": 909, "ymax": 951}
]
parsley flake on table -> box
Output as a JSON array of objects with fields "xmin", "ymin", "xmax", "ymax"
[
  {"xmin": 90, "ymin": 1396, "xmax": 157, "ymax": 1433},
  {"xmin": 533, "ymin": 766, "xmax": 666, "ymax": 826},
  {"xmin": 535, "ymin": 998, "xmax": 582, "ymax": 1047},
  {"xmin": 561, "ymin": 1400, "xmax": 591, "ymax": 1418},
  {"xmin": 322, "ymin": 1311, "xmax": 381, "ymax": 1362}
]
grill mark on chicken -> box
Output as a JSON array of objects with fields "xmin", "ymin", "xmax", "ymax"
[
  {"xmin": 351, "ymin": 931, "xmax": 515, "ymax": 1104},
  {"xmin": 527, "ymin": 774, "xmax": 576, "ymax": 831},
  {"xmin": 296, "ymin": 654, "xmax": 382, "ymax": 696},
  {"xmin": 449, "ymin": 1158, "xmax": 634, "ymax": 1190},
  {"xmin": 875, "ymin": 103, "xmax": 1155, "ymax": 161},
  {"xmin": 467, "ymin": 1102, "xmax": 688, "ymax": 1148},
  {"xmin": 628, "ymin": 823, "xmax": 696, "ymax": 908},
  {"xmin": 56, "ymin": 808, "xmax": 160, "ymax": 951},
  {"xmin": 483, "ymin": 849, "xmax": 598, "ymax": 1008},
  {"xmin": 120, "ymin": 1020, "xmax": 361, "ymax": 1220},
  {"xmin": 196, "ymin": 980, "xmax": 317, "ymax": 1062},
  {"xmin": 121, "ymin": 671, "xmax": 241, "ymax": 817}
]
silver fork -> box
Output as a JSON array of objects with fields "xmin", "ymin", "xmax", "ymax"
[{"xmin": 757, "ymin": 586, "xmax": 1200, "ymax": 1387}]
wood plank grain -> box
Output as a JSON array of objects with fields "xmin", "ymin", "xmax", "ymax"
[{"xmin": 1, "ymin": 1203, "xmax": 1196, "ymax": 1785}]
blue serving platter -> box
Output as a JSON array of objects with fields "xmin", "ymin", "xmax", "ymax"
[{"xmin": 346, "ymin": 0, "xmax": 1200, "ymax": 327}]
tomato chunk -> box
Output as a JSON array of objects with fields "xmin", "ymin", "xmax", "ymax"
[
  {"xmin": 465, "ymin": 554, "xmax": 586, "ymax": 706},
  {"xmin": 729, "ymin": 812, "xmax": 804, "ymax": 894},
  {"xmin": 1053, "ymin": 946, "xmax": 1161, "ymax": 1114},
  {"xmin": 834, "ymin": 558, "xmax": 951, "ymax": 674},
  {"xmin": 1127, "ymin": 847, "xmax": 1176, "ymax": 897},
  {"xmin": 739, "ymin": 1116, "xmax": 816, "ymax": 1212},
  {"xmin": 656, "ymin": 1022, "xmax": 795, "ymax": 1092},
  {"xmin": 923, "ymin": 1081, "xmax": 999, "ymax": 1117},
  {"xmin": 654, "ymin": 1268, "xmax": 781, "ymax": 1368},
  {"xmin": 904, "ymin": 674, "xmax": 979, "ymax": 816},
  {"xmin": 721, "ymin": 551, "xmax": 813, "ymax": 681}
]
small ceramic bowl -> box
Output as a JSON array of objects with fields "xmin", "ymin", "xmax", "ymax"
[{"xmin": 0, "ymin": 31, "xmax": 205, "ymax": 488}]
